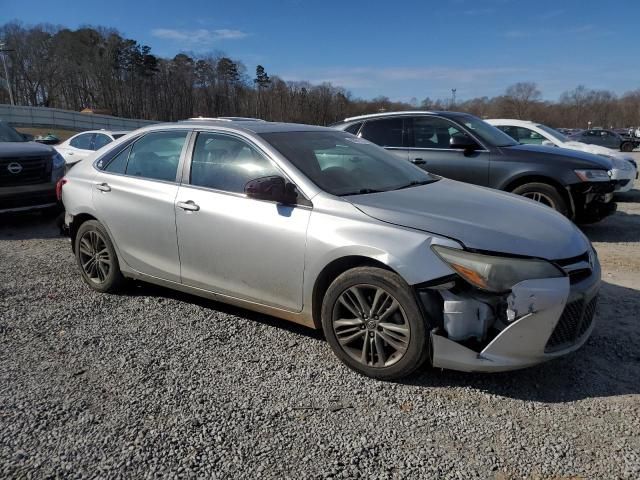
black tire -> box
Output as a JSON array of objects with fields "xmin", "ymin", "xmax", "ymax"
[
  {"xmin": 321, "ymin": 266, "xmax": 429, "ymax": 380},
  {"xmin": 511, "ymin": 182, "xmax": 569, "ymax": 216},
  {"xmin": 74, "ymin": 220, "xmax": 124, "ymax": 293},
  {"xmin": 621, "ymin": 142, "xmax": 634, "ymax": 152}
]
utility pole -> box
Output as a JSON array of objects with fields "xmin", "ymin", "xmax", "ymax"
[
  {"xmin": 451, "ymin": 88, "xmax": 457, "ymax": 108},
  {"xmin": 0, "ymin": 42, "xmax": 15, "ymax": 106}
]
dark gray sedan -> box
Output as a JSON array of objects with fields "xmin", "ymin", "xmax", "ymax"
[{"xmin": 332, "ymin": 111, "xmax": 617, "ymax": 223}]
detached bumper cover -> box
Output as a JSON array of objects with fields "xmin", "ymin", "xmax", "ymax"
[{"xmin": 431, "ymin": 261, "xmax": 600, "ymax": 372}]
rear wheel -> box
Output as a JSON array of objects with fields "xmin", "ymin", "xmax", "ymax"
[
  {"xmin": 75, "ymin": 220, "xmax": 124, "ymax": 293},
  {"xmin": 321, "ymin": 267, "xmax": 429, "ymax": 380},
  {"xmin": 511, "ymin": 182, "xmax": 569, "ymax": 216}
]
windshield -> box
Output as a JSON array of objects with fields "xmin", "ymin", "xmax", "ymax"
[
  {"xmin": 449, "ymin": 113, "xmax": 518, "ymax": 147},
  {"xmin": 0, "ymin": 123, "xmax": 27, "ymax": 142},
  {"xmin": 260, "ymin": 131, "xmax": 438, "ymax": 196},
  {"xmin": 536, "ymin": 124, "xmax": 569, "ymax": 143}
]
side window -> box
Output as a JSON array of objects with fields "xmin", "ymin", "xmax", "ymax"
[
  {"xmin": 516, "ymin": 127, "xmax": 544, "ymax": 145},
  {"xmin": 410, "ymin": 116, "xmax": 469, "ymax": 149},
  {"xmin": 93, "ymin": 134, "xmax": 112, "ymax": 150},
  {"xmin": 190, "ymin": 132, "xmax": 280, "ymax": 194},
  {"xmin": 497, "ymin": 126, "xmax": 519, "ymax": 141},
  {"xmin": 125, "ymin": 131, "xmax": 188, "ymax": 182},
  {"xmin": 104, "ymin": 145, "xmax": 132, "ymax": 174},
  {"xmin": 103, "ymin": 145, "xmax": 131, "ymax": 174},
  {"xmin": 344, "ymin": 122, "xmax": 363, "ymax": 135},
  {"xmin": 360, "ymin": 118, "xmax": 404, "ymax": 147},
  {"xmin": 70, "ymin": 133, "xmax": 94, "ymax": 150}
]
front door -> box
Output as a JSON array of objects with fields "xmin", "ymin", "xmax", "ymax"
[
  {"xmin": 92, "ymin": 130, "xmax": 190, "ymax": 282},
  {"xmin": 405, "ymin": 116, "xmax": 490, "ymax": 186},
  {"xmin": 175, "ymin": 131, "xmax": 311, "ymax": 311}
]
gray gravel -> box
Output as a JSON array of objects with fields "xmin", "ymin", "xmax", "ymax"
[{"xmin": 1, "ymin": 186, "xmax": 640, "ymax": 478}]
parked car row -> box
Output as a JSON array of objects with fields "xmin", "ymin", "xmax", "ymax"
[
  {"xmin": 55, "ymin": 116, "xmax": 610, "ymax": 380},
  {"xmin": 568, "ymin": 128, "xmax": 639, "ymax": 153}
]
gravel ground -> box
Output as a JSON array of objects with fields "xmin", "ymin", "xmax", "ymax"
[{"xmin": 1, "ymin": 173, "xmax": 639, "ymax": 479}]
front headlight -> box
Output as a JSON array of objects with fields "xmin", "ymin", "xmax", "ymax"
[
  {"xmin": 574, "ymin": 169, "xmax": 610, "ymax": 182},
  {"xmin": 52, "ymin": 152, "xmax": 65, "ymax": 169},
  {"xmin": 432, "ymin": 245, "xmax": 564, "ymax": 293}
]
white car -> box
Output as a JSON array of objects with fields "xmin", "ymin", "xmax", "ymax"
[
  {"xmin": 55, "ymin": 130, "xmax": 129, "ymax": 167},
  {"xmin": 487, "ymin": 119, "xmax": 637, "ymax": 193}
]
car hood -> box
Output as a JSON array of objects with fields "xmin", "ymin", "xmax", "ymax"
[
  {"xmin": 561, "ymin": 141, "xmax": 636, "ymax": 168},
  {"xmin": 0, "ymin": 141, "xmax": 55, "ymax": 157},
  {"xmin": 348, "ymin": 179, "xmax": 590, "ymax": 259},
  {"xmin": 504, "ymin": 144, "xmax": 613, "ymax": 170}
]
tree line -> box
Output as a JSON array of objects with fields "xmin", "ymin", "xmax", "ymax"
[{"xmin": 1, "ymin": 22, "xmax": 639, "ymax": 128}]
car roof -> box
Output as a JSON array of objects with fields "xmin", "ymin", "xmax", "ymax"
[
  {"xmin": 146, "ymin": 120, "xmax": 333, "ymax": 134},
  {"xmin": 486, "ymin": 119, "xmax": 537, "ymax": 126},
  {"xmin": 75, "ymin": 129, "xmax": 131, "ymax": 136},
  {"xmin": 337, "ymin": 111, "xmax": 443, "ymax": 124}
]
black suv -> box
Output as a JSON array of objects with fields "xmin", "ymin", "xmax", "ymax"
[
  {"xmin": 332, "ymin": 111, "xmax": 616, "ymax": 223},
  {"xmin": 0, "ymin": 121, "xmax": 65, "ymax": 213}
]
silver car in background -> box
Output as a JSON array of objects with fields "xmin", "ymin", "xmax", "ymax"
[{"xmin": 61, "ymin": 120, "xmax": 600, "ymax": 379}]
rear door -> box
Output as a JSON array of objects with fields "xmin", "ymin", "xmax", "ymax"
[
  {"xmin": 406, "ymin": 116, "xmax": 490, "ymax": 186},
  {"xmin": 601, "ymin": 131, "xmax": 620, "ymax": 149},
  {"xmin": 174, "ymin": 130, "xmax": 311, "ymax": 311},
  {"xmin": 60, "ymin": 132, "xmax": 95, "ymax": 162},
  {"xmin": 93, "ymin": 133, "xmax": 114, "ymax": 152},
  {"xmin": 359, "ymin": 117, "xmax": 410, "ymax": 161},
  {"xmin": 92, "ymin": 129, "xmax": 191, "ymax": 282}
]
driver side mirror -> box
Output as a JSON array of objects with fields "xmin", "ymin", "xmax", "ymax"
[
  {"xmin": 541, "ymin": 140, "xmax": 556, "ymax": 147},
  {"xmin": 244, "ymin": 175, "xmax": 298, "ymax": 204},
  {"xmin": 450, "ymin": 134, "xmax": 479, "ymax": 153}
]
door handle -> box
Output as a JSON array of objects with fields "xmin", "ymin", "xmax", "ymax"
[
  {"xmin": 67, "ymin": 151, "xmax": 74, "ymax": 155},
  {"xmin": 177, "ymin": 200, "xmax": 200, "ymax": 211},
  {"xmin": 95, "ymin": 182, "xmax": 111, "ymax": 192},
  {"xmin": 411, "ymin": 158, "xmax": 427, "ymax": 165}
]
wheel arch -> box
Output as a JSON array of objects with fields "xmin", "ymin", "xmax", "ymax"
[
  {"xmin": 311, "ymin": 256, "xmax": 396, "ymax": 329},
  {"xmin": 502, "ymin": 174, "xmax": 574, "ymax": 218},
  {"xmin": 69, "ymin": 213, "xmax": 99, "ymax": 253}
]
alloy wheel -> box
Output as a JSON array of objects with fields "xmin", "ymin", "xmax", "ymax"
[
  {"xmin": 78, "ymin": 230, "xmax": 112, "ymax": 284},
  {"xmin": 522, "ymin": 191, "xmax": 557, "ymax": 208},
  {"xmin": 332, "ymin": 284, "xmax": 410, "ymax": 368}
]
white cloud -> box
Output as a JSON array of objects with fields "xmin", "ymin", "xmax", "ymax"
[
  {"xmin": 280, "ymin": 66, "xmax": 528, "ymax": 89},
  {"xmin": 151, "ymin": 28, "xmax": 249, "ymax": 47}
]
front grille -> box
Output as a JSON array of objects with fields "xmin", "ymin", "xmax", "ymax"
[
  {"xmin": 0, "ymin": 156, "xmax": 52, "ymax": 187},
  {"xmin": 545, "ymin": 297, "xmax": 597, "ymax": 352},
  {"xmin": 0, "ymin": 190, "xmax": 57, "ymax": 210}
]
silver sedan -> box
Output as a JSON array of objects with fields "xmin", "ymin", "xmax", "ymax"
[{"xmin": 60, "ymin": 120, "xmax": 600, "ymax": 380}]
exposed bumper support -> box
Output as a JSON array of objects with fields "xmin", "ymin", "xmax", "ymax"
[{"xmin": 431, "ymin": 276, "xmax": 597, "ymax": 372}]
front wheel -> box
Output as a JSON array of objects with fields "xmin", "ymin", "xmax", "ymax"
[
  {"xmin": 321, "ymin": 267, "xmax": 429, "ymax": 380},
  {"xmin": 621, "ymin": 142, "xmax": 634, "ymax": 152},
  {"xmin": 511, "ymin": 182, "xmax": 569, "ymax": 217}
]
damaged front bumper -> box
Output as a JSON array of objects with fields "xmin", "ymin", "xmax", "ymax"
[
  {"xmin": 426, "ymin": 256, "xmax": 600, "ymax": 372},
  {"xmin": 571, "ymin": 181, "xmax": 617, "ymax": 223}
]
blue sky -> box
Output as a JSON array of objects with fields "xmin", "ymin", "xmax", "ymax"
[{"xmin": 3, "ymin": 0, "xmax": 639, "ymax": 102}]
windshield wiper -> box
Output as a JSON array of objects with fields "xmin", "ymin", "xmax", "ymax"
[
  {"xmin": 394, "ymin": 180, "xmax": 435, "ymax": 190},
  {"xmin": 339, "ymin": 188, "xmax": 384, "ymax": 196}
]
